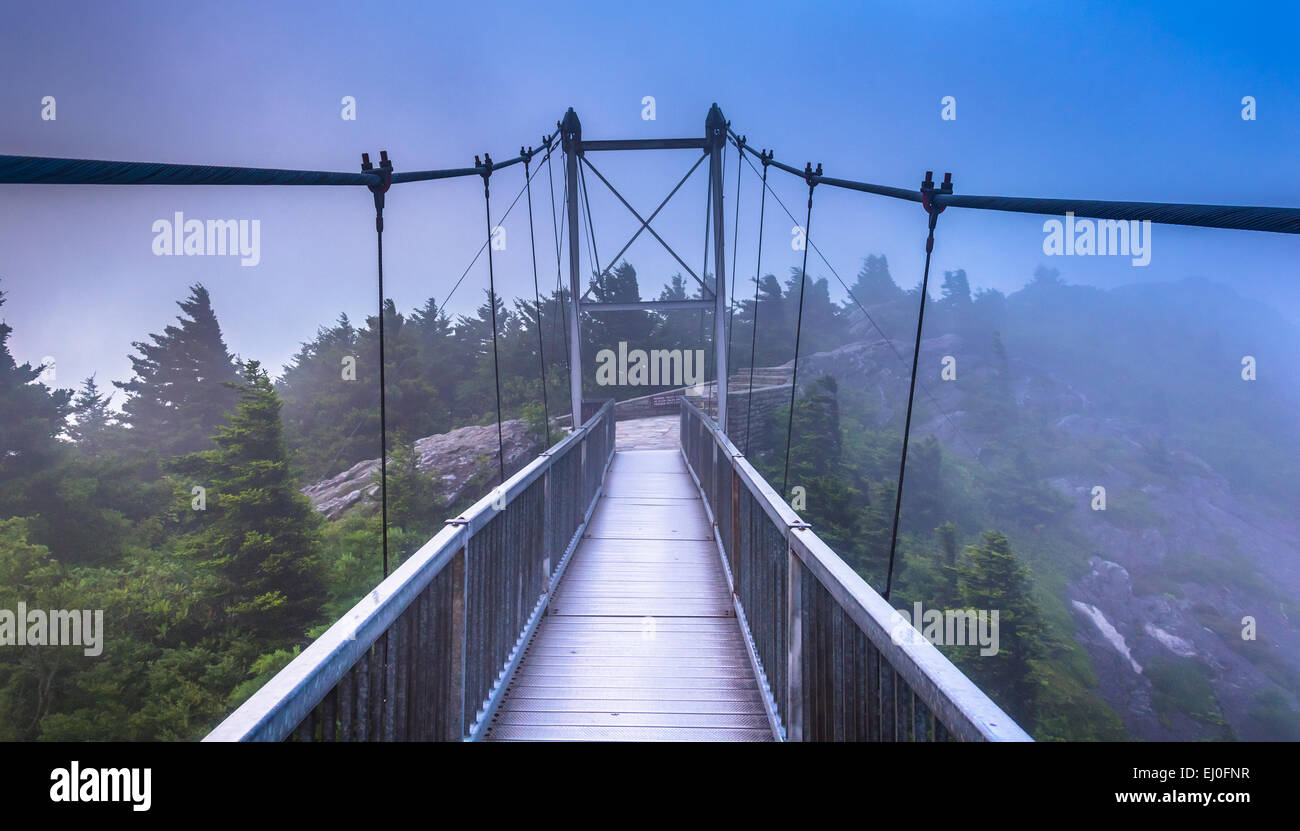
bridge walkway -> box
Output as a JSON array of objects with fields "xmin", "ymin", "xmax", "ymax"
[{"xmin": 484, "ymin": 447, "xmax": 774, "ymax": 741}]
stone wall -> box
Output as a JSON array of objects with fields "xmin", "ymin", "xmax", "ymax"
[{"xmin": 722, "ymin": 384, "xmax": 790, "ymax": 454}]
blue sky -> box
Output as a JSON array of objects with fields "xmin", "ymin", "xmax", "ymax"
[{"xmin": 1, "ymin": 0, "xmax": 1297, "ymax": 391}]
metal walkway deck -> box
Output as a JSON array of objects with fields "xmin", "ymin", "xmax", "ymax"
[{"xmin": 485, "ymin": 448, "xmax": 774, "ymax": 741}]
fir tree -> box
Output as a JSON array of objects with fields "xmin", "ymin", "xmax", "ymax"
[
  {"xmin": 939, "ymin": 269, "xmax": 972, "ymax": 305},
  {"xmin": 115, "ymin": 284, "xmax": 238, "ymax": 457},
  {"xmin": 68, "ymin": 375, "xmax": 115, "ymax": 454},
  {"xmin": 955, "ymin": 530, "xmax": 1045, "ymax": 725},
  {"xmin": 847, "ymin": 254, "xmax": 902, "ymax": 307},
  {"xmin": 0, "ymin": 285, "xmax": 73, "ymax": 508},
  {"xmin": 378, "ymin": 438, "xmax": 443, "ymax": 559},
  {"xmin": 278, "ymin": 313, "xmax": 378, "ymax": 481},
  {"xmin": 170, "ymin": 360, "xmax": 324, "ymax": 644}
]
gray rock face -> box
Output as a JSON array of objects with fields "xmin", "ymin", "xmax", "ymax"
[{"xmin": 302, "ymin": 419, "xmax": 543, "ymax": 520}]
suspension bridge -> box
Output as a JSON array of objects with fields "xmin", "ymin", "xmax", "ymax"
[{"xmin": 5, "ymin": 104, "xmax": 1297, "ymax": 742}]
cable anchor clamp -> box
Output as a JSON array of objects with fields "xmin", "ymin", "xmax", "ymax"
[
  {"xmin": 803, "ymin": 162, "xmax": 822, "ymax": 189},
  {"xmin": 476, "ymin": 152, "xmax": 494, "ymax": 197},
  {"xmin": 919, "ymin": 171, "xmax": 952, "ymax": 252},
  {"xmin": 919, "ymin": 170, "xmax": 952, "ymax": 217},
  {"xmin": 361, "ymin": 151, "xmax": 393, "ymax": 231}
]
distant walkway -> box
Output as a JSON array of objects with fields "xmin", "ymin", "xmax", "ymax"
[{"xmin": 615, "ymin": 416, "xmax": 678, "ymax": 450}]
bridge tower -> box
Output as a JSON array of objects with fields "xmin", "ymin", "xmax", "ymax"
[{"xmin": 560, "ymin": 103, "xmax": 731, "ymax": 433}]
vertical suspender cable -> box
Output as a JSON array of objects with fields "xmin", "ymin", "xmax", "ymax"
[
  {"xmin": 523, "ymin": 150, "xmax": 552, "ymax": 447},
  {"xmin": 480, "ymin": 155, "xmax": 507, "ymax": 484},
  {"xmin": 781, "ymin": 163, "xmax": 820, "ymax": 500},
  {"xmin": 363, "ymin": 151, "xmax": 393, "ymax": 577},
  {"xmin": 545, "ymin": 140, "xmax": 571, "ymax": 375},
  {"xmin": 699, "ymin": 166, "xmax": 712, "ymax": 411},
  {"xmin": 727, "ymin": 136, "xmax": 744, "ymax": 379},
  {"xmin": 883, "ymin": 172, "xmax": 949, "ymax": 602},
  {"xmin": 578, "ymin": 162, "xmax": 602, "ymax": 281},
  {"xmin": 744, "ymin": 151, "xmax": 771, "ymax": 456}
]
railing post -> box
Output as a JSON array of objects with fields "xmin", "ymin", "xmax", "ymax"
[
  {"xmin": 450, "ymin": 546, "xmax": 467, "ymax": 741},
  {"xmin": 730, "ymin": 457, "xmax": 741, "ymax": 585},
  {"xmin": 786, "ymin": 544, "xmax": 804, "ymax": 742},
  {"xmin": 541, "ymin": 466, "xmax": 553, "ymax": 592}
]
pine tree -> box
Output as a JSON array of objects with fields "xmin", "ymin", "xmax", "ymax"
[
  {"xmin": 68, "ymin": 375, "xmax": 115, "ymax": 454},
  {"xmin": 955, "ymin": 530, "xmax": 1045, "ymax": 724},
  {"xmin": 0, "ymin": 285, "xmax": 72, "ymax": 506},
  {"xmin": 169, "ymin": 360, "xmax": 324, "ymax": 644},
  {"xmin": 939, "ymin": 269, "xmax": 972, "ymax": 305},
  {"xmin": 379, "ymin": 438, "xmax": 443, "ymax": 559},
  {"xmin": 848, "ymin": 254, "xmax": 903, "ymax": 307},
  {"xmin": 278, "ymin": 313, "xmax": 380, "ymax": 481},
  {"xmin": 781, "ymin": 376, "xmax": 872, "ymax": 561},
  {"xmin": 115, "ymin": 284, "xmax": 239, "ymax": 457}
]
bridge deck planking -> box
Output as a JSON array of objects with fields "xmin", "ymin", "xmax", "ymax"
[{"xmin": 485, "ymin": 448, "xmax": 774, "ymax": 742}]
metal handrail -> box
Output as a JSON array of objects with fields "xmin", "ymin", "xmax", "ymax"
[
  {"xmin": 205, "ymin": 400, "xmax": 616, "ymax": 742},
  {"xmin": 679, "ymin": 398, "xmax": 1031, "ymax": 742}
]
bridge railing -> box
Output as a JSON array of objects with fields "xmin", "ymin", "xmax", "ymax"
[
  {"xmin": 205, "ymin": 400, "xmax": 616, "ymax": 742},
  {"xmin": 679, "ymin": 399, "xmax": 1031, "ymax": 742}
]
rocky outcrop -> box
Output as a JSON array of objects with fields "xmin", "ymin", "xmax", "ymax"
[
  {"xmin": 302, "ymin": 419, "xmax": 544, "ymax": 520},
  {"xmin": 779, "ymin": 327, "xmax": 1300, "ymax": 741}
]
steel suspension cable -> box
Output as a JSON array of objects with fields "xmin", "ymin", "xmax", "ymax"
[
  {"xmin": 480, "ymin": 157, "xmax": 507, "ymax": 484},
  {"xmin": 744, "ymin": 151, "xmax": 771, "ymax": 456},
  {"xmin": 362, "ymin": 152, "xmax": 393, "ymax": 577},
  {"xmin": 780, "ymin": 164, "xmax": 820, "ymax": 500},
  {"xmin": 545, "ymin": 139, "xmax": 571, "ymax": 374},
  {"xmin": 700, "ymin": 162, "xmax": 713, "ymax": 409},
  {"xmin": 731, "ymin": 140, "xmax": 983, "ymax": 464},
  {"xmin": 727, "ymin": 136, "xmax": 744, "ymax": 395},
  {"xmin": 523, "ymin": 152, "xmax": 552, "ymax": 447},
  {"xmin": 554, "ymin": 167, "xmax": 572, "ymax": 377},
  {"xmin": 578, "ymin": 162, "xmax": 602, "ymax": 282},
  {"xmin": 439, "ymin": 143, "xmax": 555, "ymax": 313},
  {"xmin": 726, "ymin": 128, "xmax": 1300, "ymax": 234},
  {"xmin": 883, "ymin": 179, "xmax": 945, "ymax": 602},
  {"xmin": 376, "ymin": 229, "xmax": 390, "ymax": 575}
]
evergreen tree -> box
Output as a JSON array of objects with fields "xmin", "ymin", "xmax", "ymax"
[
  {"xmin": 939, "ymin": 269, "xmax": 972, "ymax": 306},
  {"xmin": 379, "ymin": 438, "xmax": 444, "ymax": 559},
  {"xmin": 585, "ymin": 262, "xmax": 657, "ymax": 393},
  {"xmin": 729, "ymin": 272, "xmax": 786, "ymax": 369},
  {"xmin": 115, "ymin": 284, "xmax": 239, "ymax": 457},
  {"xmin": 847, "ymin": 254, "xmax": 902, "ymax": 307},
  {"xmin": 936, "ymin": 521, "xmax": 960, "ymax": 566},
  {"xmin": 779, "ymin": 376, "xmax": 871, "ymax": 560},
  {"xmin": 407, "ymin": 297, "xmax": 458, "ymax": 429},
  {"xmin": 783, "ymin": 268, "xmax": 842, "ymax": 356},
  {"xmin": 903, "ymin": 436, "xmax": 944, "ymax": 535},
  {"xmin": 0, "ymin": 285, "xmax": 73, "ymax": 516},
  {"xmin": 169, "ymin": 361, "xmax": 324, "ymax": 644},
  {"xmin": 278, "ymin": 312, "xmax": 381, "ymax": 481},
  {"xmin": 0, "ymin": 296, "xmax": 71, "ymax": 461},
  {"xmin": 955, "ymin": 530, "xmax": 1045, "ymax": 724},
  {"xmin": 68, "ymin": 375, "xmax": 115, "ymax": 454}
]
